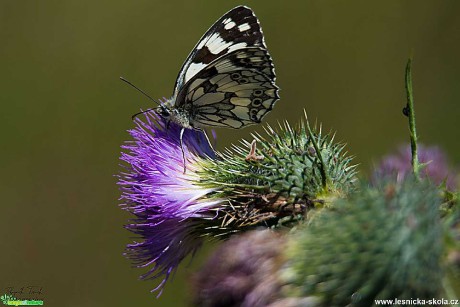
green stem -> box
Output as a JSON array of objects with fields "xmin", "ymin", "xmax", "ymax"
[{"xmin": 405, "ymin": 57, "xmax": 420, "ymax": 180}]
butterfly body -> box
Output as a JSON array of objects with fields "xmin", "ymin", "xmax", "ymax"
[
  {"xmin": 157, "ymin": 103, "xmax": 192, "ymax": 129},
  {"xmin": 155, "ymin": 6, "xmax": 279, "ymax": 133}
]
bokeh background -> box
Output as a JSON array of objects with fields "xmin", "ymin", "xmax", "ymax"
[{"xmin": 1, "ymin": 1, "xmax": 459, "ymax": 306}]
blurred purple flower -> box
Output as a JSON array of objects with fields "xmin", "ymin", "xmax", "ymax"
[
  {"xmin": 118, "ymin": 112, "xmax": 221, "ymax": 295},
  {"xmin": 192, "ymin": 230, "xmax": 288, "ymax": 307},
  {"xmin": 373, "ymin": 144, "xmax": 458, "ymax": 189}
]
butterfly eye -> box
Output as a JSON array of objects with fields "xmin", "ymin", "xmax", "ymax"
[
  {"xmin": 252, "ymin": 98, "xmax": 262, "ymax": 106},
  {"xmin": 160, "ymin": 108, "xmax": 170, "ymax": 117}
]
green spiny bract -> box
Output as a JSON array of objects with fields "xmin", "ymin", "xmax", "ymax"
[
  {"xmin": 281, "ymin": 177, "xmax": 444, "ymax": 306},
  {"xmin": 195, "ymin": 116, "xmax": 357, "ymax": 236}
]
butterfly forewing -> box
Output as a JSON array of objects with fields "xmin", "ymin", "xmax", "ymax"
[
  {"xmin": 172, "ymin": 6, "xmax": 279, "ymax": 129},
  {"xmin": 173, "ymin": 6, "xmax": 267, "ymax": 95}
]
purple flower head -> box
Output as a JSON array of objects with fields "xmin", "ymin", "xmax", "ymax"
[
  {"xmin": 373, "ymin": 144, "xmax": 458, "ymax": 190},
  {"xmin": 118, "ymin": 112, "xmax": 221, "ymax": 295},
  {"xmin": 192, "ymin": 230, "xmax": 288, "ymax": 307}
]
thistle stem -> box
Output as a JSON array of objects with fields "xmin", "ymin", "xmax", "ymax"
[{"xmin": 405, "ymin": 57, "xmax": 420, "ymax": 180}]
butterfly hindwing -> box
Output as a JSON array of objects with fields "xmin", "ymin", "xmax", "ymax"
[
  {"xmin": 173, "ymin": 6, "xmax": 268, "ymax": 97},
  {"xmin": 176, "ymin": 48, "xmax": 279, "ymax": 128}
]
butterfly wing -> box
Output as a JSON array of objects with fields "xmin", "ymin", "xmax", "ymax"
[
  {"xmin": 176, "ymin": 47, "xmax": 279, "ymax": 129},
  {"xmin": 173, "ymin": 6, "xmax": 279, "ymax": 129},
  {"xmin": 173, "ymin": 6, "xmax": 268, "ymax": 98}
]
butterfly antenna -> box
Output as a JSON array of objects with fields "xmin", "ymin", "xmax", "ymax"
[
  {"xmin": 131, "ymin": 108, "xmax": 156, "ymax": 120},
  {"xmin": 120, "ymin": 76, "xmax": 160, "ymax": 105}
]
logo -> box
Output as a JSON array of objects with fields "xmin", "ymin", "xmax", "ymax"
[{"xmin": 1, "ymin": 286, "xmax": 44, "ymax": 306}]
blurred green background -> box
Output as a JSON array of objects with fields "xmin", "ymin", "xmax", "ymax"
[{"xmin": 1, "ymin": 0, "xmax": 459, "ymax": 306}]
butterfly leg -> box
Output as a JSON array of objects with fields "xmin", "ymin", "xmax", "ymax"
[
  {"xmin": 180, "ymin": 127, "xmax": 187, "ymax": 173},
  {"xmin": 201, "ymin": 129, "xmax": 215, "ymax": 152}
]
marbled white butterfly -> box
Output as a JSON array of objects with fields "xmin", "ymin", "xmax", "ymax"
[{"xmin": 123, "ymin": 6, "xmax": 279, "ymax": 170}]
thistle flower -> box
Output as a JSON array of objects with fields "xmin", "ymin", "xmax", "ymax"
[
  {"xmin": 118, "ymin": 113, "xmax": 222, "ymax": 294},
  {"xmin": 282, "ymin": 177, "xmax": 444, "ymax": 306},
  {"xmin": 373, "ymin": 144, "xmax": 458, "ymax": 190},
  {"xmin": 192, "ymin": 230, "xmax": 287, "ymax": 307},
  {"xmin": 118, "ymin": 112, "xmax": 356, "ymax": 294}
]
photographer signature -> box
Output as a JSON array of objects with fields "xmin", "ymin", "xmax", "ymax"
[{"xmin": 5, "ymin": 286, "xmax": 43, "ymax": 296}]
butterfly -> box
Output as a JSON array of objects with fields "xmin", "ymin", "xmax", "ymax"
[{"xmin": 123, "ymin": 6, "xmax": 279, "ymax": 170}]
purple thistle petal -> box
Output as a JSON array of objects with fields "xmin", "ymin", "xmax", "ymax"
[
  {"xmin": 118, "ymin": 112, "xmax": 221, "ymax": 294},
  {"xmin": 373, "ymin": 144, "xmax": 458, "ymax": 189}
]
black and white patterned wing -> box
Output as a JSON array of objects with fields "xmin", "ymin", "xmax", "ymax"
[
  {"xmin": 177, "ymin": 47, "xmax": 279, "ymax": 129},
  {"xmin": 172, "ymin": 6, "xmax": 267, "ymax": 99}
]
